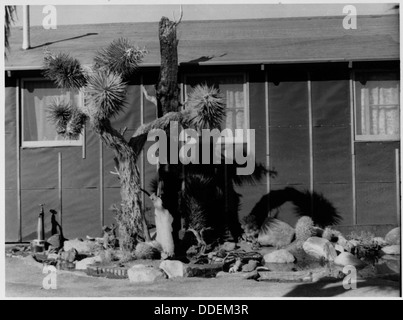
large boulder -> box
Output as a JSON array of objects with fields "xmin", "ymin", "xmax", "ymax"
[
  {"xmin": 381, "ymin": 245, "xmax": 400, "ymax": 255},
  {"xmin": 334, "ymin": 252, "xmax": 366, "ymax": 269},
  {"xmin": 263, "ymin": 249, "xmax": 295, "ymax": 264},
  {"xmin": 128, "ymin": 265, "xmax": 167, "ymax": 283},
  {"xmin": 63, "ymin": 239, "xmax": 99, "ymax": 255},
  {"xmin": 257, "ymin": 218, "xmax": 295, "ymax": 248},
  {"xmin": 385, "ymin": 227, "xmax": 400, "ymax": 245},
  {"xmin": 302, "ymin": 237, "xmax": 337, "ymax": 261}
]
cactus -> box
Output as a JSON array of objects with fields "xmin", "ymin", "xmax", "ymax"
[{"xmin": 295, "ymin": 216, "xmax": 315, "ymax": 242}]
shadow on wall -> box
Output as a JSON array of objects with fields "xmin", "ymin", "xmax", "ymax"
[{"xmin": 247, "ymin": 187, "xmax": 342, "ymax": 228}]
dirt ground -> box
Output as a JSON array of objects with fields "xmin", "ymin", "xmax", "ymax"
[{"xmin": 4, "ymin": 256, "xmax": 401, "ymax": 298}]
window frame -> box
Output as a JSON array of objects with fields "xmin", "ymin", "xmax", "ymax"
[
  {"xmin": 353, "ymin": 69, "xmax": 400, "ymax": 142},
  {"xmin": 183, "ymin": 72, "xmax": 250, "ymax": 144},
  {"xmin": 21, "ymin": 78, "xmax": 84, "ymax": 148}
]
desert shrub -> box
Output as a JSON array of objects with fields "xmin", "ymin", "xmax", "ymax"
[
  {"xmin": 295, "ymin": 216, "xmax": 315, "ymax": 242},
  {"xmin": 322, "ymin": 227, "xmax": 343, "ymax": 242},
  {"xmin": 134, "ymin": 241, "xmax": 161, "ymax": 260},
  {"xmin": 347, "ymin": 230, "xmax": 381, "ymax": 261}
]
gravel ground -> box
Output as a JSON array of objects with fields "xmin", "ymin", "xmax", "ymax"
[{"xmin": 5, "ymin": 256, "xmax": 401, "ymax": 298}]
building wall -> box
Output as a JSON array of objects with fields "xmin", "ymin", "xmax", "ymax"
[{"xmin": 4, "ymin": 62, "xmax": 400, "ymax": 242}]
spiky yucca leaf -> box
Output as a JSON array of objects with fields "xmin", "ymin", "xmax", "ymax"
[
  {"xmin": 47, "ymin": 99, "xmax": 86, "ymax": 139},
  {"xmin": 186, "ymin": 84, "xmax": 226, "ymax": 130},
  {"xmin": 94, "ymin": 38, "xmax": 147, "ymax": 80},
  {"xmin": 66, "ymin": 109, "xmax": 87, "ymax": 139},
  {"xmin": 47, "ymin": 99, "xmax": 72, "ymax": 136},
  {"xmin": 43, "ymin": 51, "xmax": 87, "ymax": 89},
  {"xmin": 86, "ymin": 69, "xmax": 127, "ymax": 119}
]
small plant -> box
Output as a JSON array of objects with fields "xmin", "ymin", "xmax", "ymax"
[
  {"xmin": 347, "ymin": 230, "xmax": 381, "ymax": 261},
  {"xmin": 295, "ymin": 216, "xmax": 315, "ymax": 242},
  {"xmin": 322, "ymin": 227, "xmax": 343, "ymax": 242},
  {"xmin": 134, "ymin": 241, "xmax": 161, "ymax": 260}
]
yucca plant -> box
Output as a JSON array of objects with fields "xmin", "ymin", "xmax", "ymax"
[{"xmin": 44, "ymin": 38, "xmax": 151, "ymax": 251}]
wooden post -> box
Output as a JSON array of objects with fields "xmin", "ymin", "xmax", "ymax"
[{"xmin": 99, "ymin": 140, "xmax": 104, "ymax": 230}]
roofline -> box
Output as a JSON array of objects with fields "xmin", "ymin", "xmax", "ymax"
[{"xmin": 5, "ymin": 57, "xmax": 400, "ymax": 71}]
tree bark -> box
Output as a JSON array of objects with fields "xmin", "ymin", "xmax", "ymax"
[
  {"xmin": 154, "ymin": 17, "xmax": 182, "ymax": 255},
  {"xmin": 92, "ymin": 118, "xmax": 151, "ymax": 249},
  {"xmin": 156, "ymin": 17, "xmax": 180, "ymax": 116}
]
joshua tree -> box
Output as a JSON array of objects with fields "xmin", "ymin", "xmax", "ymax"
[{"xmin": 44, "ymin": 38, "xmax": 151, "ymax": 251}]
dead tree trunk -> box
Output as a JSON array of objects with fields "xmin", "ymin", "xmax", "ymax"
[
  {"xmin": 156, "ymin": 17, "xmax": 181, "ymax": 116},
  {"xmin": 92, "ymin": 118, "xmax": 151, "ymax": 250},
  {"xmin": 154, "ymin": 16, "xmax": 182, "ymax": 254}
]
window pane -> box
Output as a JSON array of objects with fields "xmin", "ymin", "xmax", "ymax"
[
  {"xmin": 355, "ymin": 72, "xmax": 400, "ymax": 139},
  {"xmin": 23, "ymin": 81, "xmax": 80, "ymax": 142},
  {"xmin": 186, "ymin": 75, "xmax": 246, "ymax": 134}
]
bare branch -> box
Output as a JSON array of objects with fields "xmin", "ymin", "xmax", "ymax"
[
  {"xmin": 141, "ymin": 86, "xmax": 157, "ymax": 107},
  {"xmin": 173, "ymin": 5, "xmax": 183, "ymax": 26}
]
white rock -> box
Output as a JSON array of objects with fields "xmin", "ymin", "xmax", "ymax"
[
  {"xmin": 159, "ymin": 260, "xmax": 189, "ymax": 278},
  {"xmin": 257, "ymin": 218, "xmax": 295, "ymax": 248},
  {"xmin": 385, "ymin": 227, "xmax": 400, "ymax": 245},
  {"xmin": 75, "ymin": 256, "xmax": 101, "ymax": 270},
  {"xmin": 263, "ymin": 249, "xmax": 295, "ymax": 264},
  {"xmin": 302, "ymin": 237, "xmax": 337, "ymax": 261},
  {"xmin": 334, "ymin": 252, "xmax": 366, "ymax": 269},
  {"xmin": 381, "ymin": 245, "xmax": 400, "ymax": 255},
  {"xmin": 334, "ymin": 244, "xmax": 345, "ymax": 253},
  {"xmin": 128, "ymin": 264, "xmax": 167, "ymax": 283}
]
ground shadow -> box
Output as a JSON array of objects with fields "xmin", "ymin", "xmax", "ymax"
[
  {"xmin": 248, "ymin": 187, "xmax": 342, "ymax": 228},
  {"xmin": 30, "ymin": 33, "xmax": 98, "ymax": 50},
  {"xmin": 283, "ymin": 278, "xmax": 400, "ymax": 297}
]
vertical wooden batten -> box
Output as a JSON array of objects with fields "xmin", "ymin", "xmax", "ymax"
[
  {"xmin": 307, "ymin": 72, "xmax": 314, "ymax": 194},
  {"xmin": 396, "ymin": 148, "xmax": 400, "ymax": 225},
  {"xmin": 16, "ymin": 78, "xmax": 22, "ymax": 242},
  {"xmin": 349, "ymin": 68, "xmax": 357, "ymax": 225},
  {"xmin": 264, "ymin": 68, "xmax": 271, "ymax": 194},
  {"xmin": 99, "ymin": 140, "xmax": 104, "ymax": 229},
  {"xmin": 140, "ymin": 75, "xmax": 145, "ymax": 209},
  {"xmin": 58, "ymin": 152, "xmax": 63, "ymax": 226}
]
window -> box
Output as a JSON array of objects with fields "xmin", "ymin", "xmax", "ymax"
[
  {"xmin": 185, "ymin": 74, "xmax": 249, "ymax": 142},
  {"xmin": 354, "ymin": 71, "xmax": 400, "ymax": 141},
  {"xmin": 22, "ymin": 79, "xmax": 83, "ymax": 148}
]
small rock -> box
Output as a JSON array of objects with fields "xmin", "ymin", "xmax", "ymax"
[
  {"xmin": 303, "ymin": 237, "xmax": 337, "ymax": 261},
  {"xmin": 334, "ymin": 252, "xmax": 367, "ymax": 269},
  {"xmin": 75, "ymin": 256, "xmax": 101, "ymax": 270},
  {"xmin": 263, "ymin": 249, "xmax": 295, "ymax": 263},
  {"xmin": 60, "ymin": 249, "xmax": 77, "ymax": 262},
  {"xmin": 257, "ymin": 218, "xmax": 295, "ymax": 248},
  {"xmin": 381, "ymin": 245, "xmax": 400, "ymax": 255},
  {"xmin": 221, "ymin": 242, "xmax": 237, "ymax": 251},
  {"xmin": 334, "ymin": 244, "xmax": 345, "ymax": 254},
  {"xmin": 385, "ymin": 227, "xmax": 400, "ymax": 245},
  {"xmin": 47, "ymin": 253, "xmax": 59, "ymax": 260},
  {"xmin": 64, "ymin": 239, "xmax": 98, "ymax": 255},
  {"xmin": 160, "ymin": 260, "xmax": 189, "ymax": 278},
  {"xmin": 241, "ymin": 260, "xmax": 258, "ymax": 272},
  {"xmin": 47, "ymin": 234, "xmax": 62, "ymax": 249},
  {"xmin": 128, "ymin": 264, "xmax": 167, "ymax": 283}
]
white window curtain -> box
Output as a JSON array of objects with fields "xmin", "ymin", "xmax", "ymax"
[
  {"xmin": 23, "ymin": 80, "xmax": 81, "ymax": 142},
  {"xmin": 356, "ymin": 73, "xmax": 400, "ymax": 139}
]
